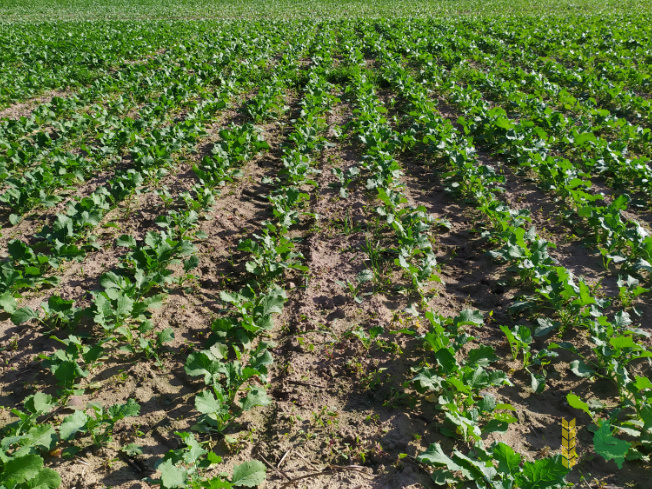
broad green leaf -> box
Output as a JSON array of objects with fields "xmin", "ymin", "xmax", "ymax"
[
  {"xmin": 259, "ymin": 287, "xmax": 286, "ymax": 317},
  {"xmin": 195, "ymin": 390, "xmax": 223, "ymax": 414},
  {"xmin": 24, "ymin": 466, "xmax": 60, "ymax": 489},
  {"xmin": 159, "ymin": 459, "xmax": 187, "ymax": 489},
  {"xmin": 495, "ymin": 116, "xmax": 513, "ymax": 130},
  {"xmin": 357, "ymin": 269, "xmax": 373, "ymax": 283},
  {"xmin": 0, "ymin": 291, "xmax": 17, "ymax": 313},
  {"xmin": 531, "ymin": 372, "xmax": 546, "ymax": 393},
  {"xmin": 517, "ymin": 455, "xmax": 569, "ymax": 489},
  {"xmin": 610, "ymin": 336, "xmax": 636, "ymax": 349},
  {"xmin": 26, "ymin": 425, "xmax": 57, "ymax": 452},
  {"xmin": 3, "ymin": 453, "xmax": 43, "ymax": 483},
  {"xmin": 453, "ymin": 449, "xmax": 497, "ymax": 482},
  {"xmin": 454, "ymin": 308, "xmax": 483, "ymax": 327},
  {"xmin": 241, "ymin": 387, "xmax": 271, "ymax": 412},
  {"xmin": 185, "ymin": 351, "xmax": 222, "ymax": 384},
  {"xmin": 116, "ymin": 235, "xmax": 137, "ymax": 247},
  {"xmin": 83, "ymin": 345, "xmax": 103, "ymax": 364},
  {"xmin": 574, "ymin": 132, "xmax": 597, "ymax": 146},
  {"xmin": 184, "ymin": 255, "xmax": 199, "ymax": 272},
  {"xmin": 479, "ymin": 393, "xmax": 496, "ymax": 412},
  {"xmin": 493, "ymin": 442, "xmax": 521, "ymax": 475},
  {"xmin": 467, "ymin": 345, "xmax": 497, "ymax": 367},
  {"xmin": 109, "ymin": 398, "xmax": 140, "ymax": 419},
  {"xmin": 634, "ymin": 376, "xmax": 652, "ymax": 391},
  {"xmin": 178, "ymin": 432, "xmax": 206, "ymax": 465},
  {"xmin": 11, "ymin": 306, "xmax": 39, "ymax": 325},
  {"xmin": 121, "ymin": 443, "xmax": 143, "ymax": 457},
  {"xmin": 412, "ymin": 368, "xmax": 443, "ymax": 393},
  {"xmin": 24, "ymin": 392, "xmax": 55, "ymax": 415},
  {"xmin": 569, "ymin": 360, "xmax": 594, "ymax": 378},
  {"xmin": 116, "ymin": 295, "xmax": 134, "ymax": 317},
  {"xmin": 593, "ymin": 422, "xmax": 630, "ymax": 469},
  {"xmin": 158, "ymin": 328, "xmax": 175, "ymax": 344},
  {"xmin": 435, "ymin": 349, "xmax": 457, "ymax": 373},
  {"xmin": 417, "ymin": 443, "xmax": 463, "ymax": 471},
  {"xmin": 430, "ymin": 469, "xmax": 458, "ymax": 485},
  {"xmin": 144, "ymin": 294, "xmax": 166, "ymax": 309},
  {"xmin": 207, "ymin": 477, "xmax": 232, "ymax": 489},
  {"xmin": 100, "ymin": 272, "xmax": 128, "ymax": 291},
  {"xmin": 483, "ymin": 419, "xmax": 509, "ymax": 435},
  {"xmin": 566, "ymin": 393, "xmax": 591, "ymax": 417},
  {"xmin": 613, "ymin": 311, "xmax": 632, "ymax": 328},
  {"xmin": 206, "ymin": 452, "xmax": 222, "ymax": 464},
  {"xmin": 231, "ymin": 460, "xmax": 266, "ymax": 487},
  {"xmin": 209, "ymin": 343, "xmax": 228, "ymax": 360},
  {"xmin": 51, "ymin": 360, "xmax": 86, "ymax": 387},
  {"xmin": 59, "ymin": 410, "xmax": 89, "ymax": 440},
  {"xmin": 534, "ymin": 317, "xmax": 557, "ymax": 337}
]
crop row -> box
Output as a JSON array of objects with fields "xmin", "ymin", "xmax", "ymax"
[{"xmin": 0, "ymin": 16, "xmax": 650, "ymax": 489}]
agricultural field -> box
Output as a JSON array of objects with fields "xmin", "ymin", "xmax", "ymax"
[{"xmin": 1, "ymin": 1, "xmax": 652, "ymax": 488}]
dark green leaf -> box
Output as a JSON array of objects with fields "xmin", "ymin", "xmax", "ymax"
[
  {"xmin": 467, "ymin": 345, "xmax": 497, "ymax": 367},
  {"xmin": 11, "ymin": 306, "xmax": 39, "ymax": 325},
  {"xmin": 517, "ymin": 455, "xmax": 569, "ymax": 489}
]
